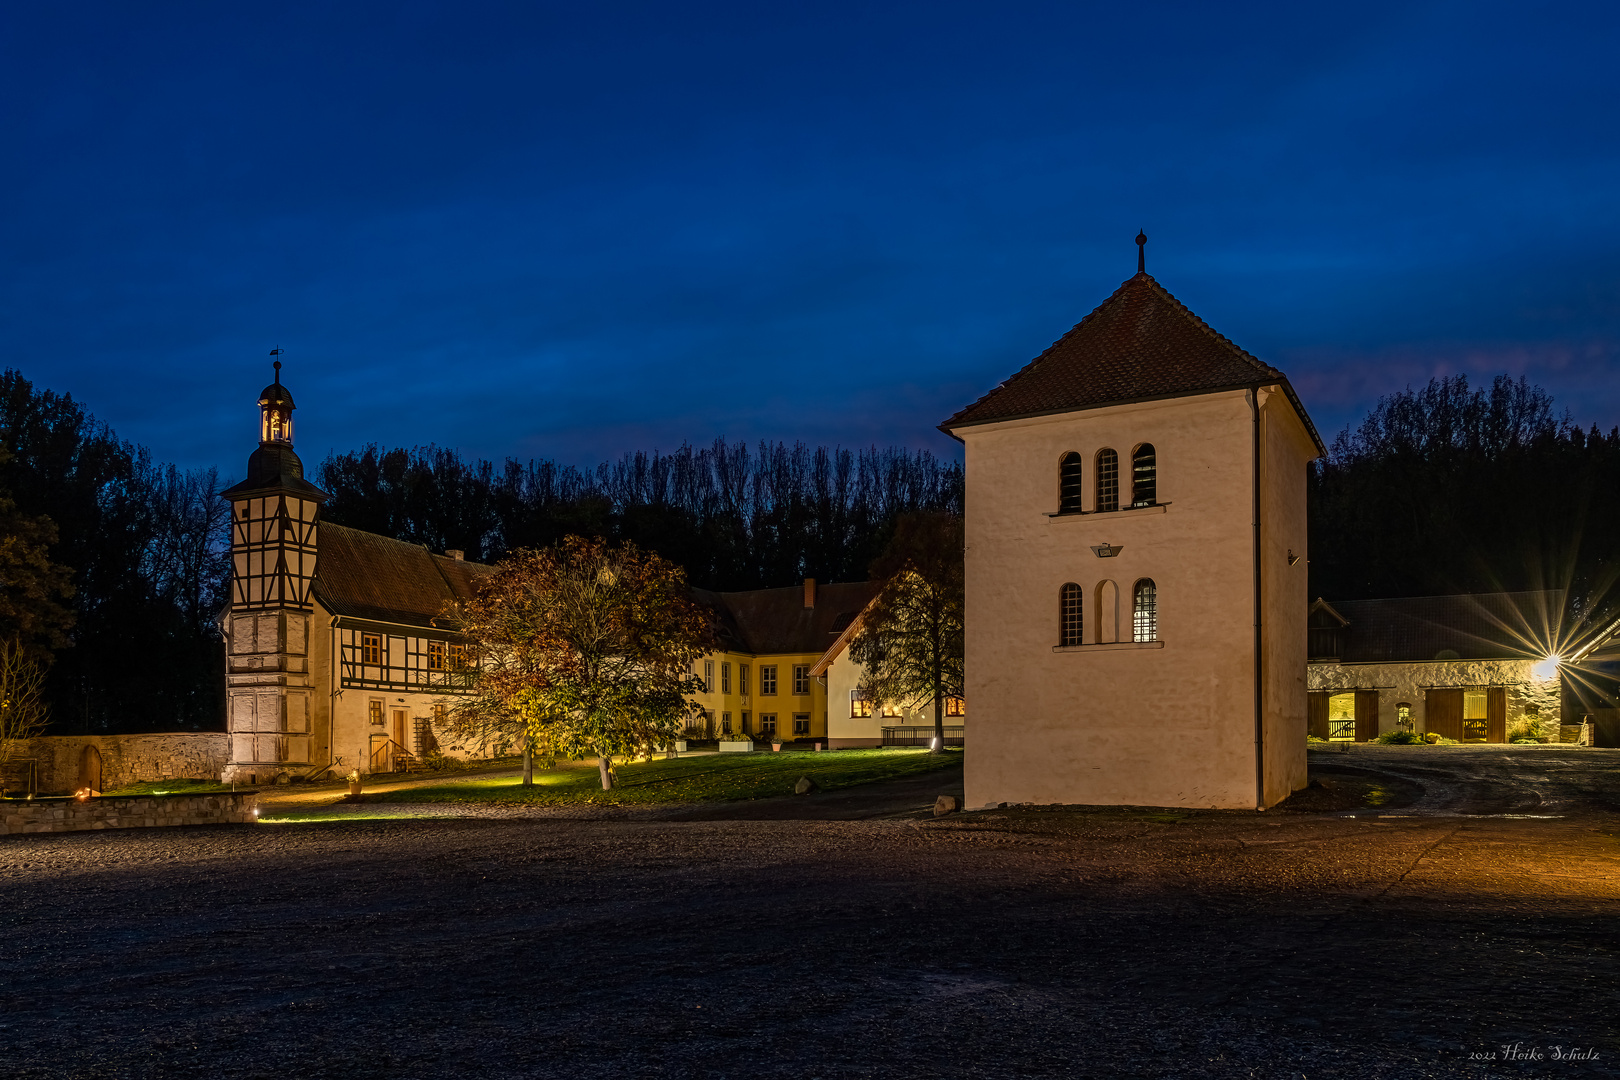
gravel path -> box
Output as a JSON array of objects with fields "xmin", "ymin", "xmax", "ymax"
[{"xmin": 1, "ymin": 748, "xmax": 1616, "ymax": 1079}]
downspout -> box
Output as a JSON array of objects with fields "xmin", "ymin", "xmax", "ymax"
[{"xmin": 1250, "ymin": 388, "xmax": 1265, "ymax": 811}]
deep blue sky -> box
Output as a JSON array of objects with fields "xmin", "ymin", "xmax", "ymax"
[{"xmin": 5, "ymin": 1, "xmax": 1619, "ymax": 476}]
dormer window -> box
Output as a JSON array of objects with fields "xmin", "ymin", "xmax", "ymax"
[{"xmin": 1058, "ymin": 452, "xmax": 1084, "ymax": 512}]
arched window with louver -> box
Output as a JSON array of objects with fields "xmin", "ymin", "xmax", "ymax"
[
  {"xmin": 1058, "ymin": 452, "xmax": 1083, "ymax": 513},
  {"xmin": 1132, "ymin": 578, "xmax": 1158, "ymax": 642},
  {"xmin": 1132, "ymin": 444, "xmax": 1157, "ymax": 507},
  {"xmin": 1059, "ymin": 583, "xmax": 1083, "ymax": 647},
  {"xmin": 1095, "ymin": 449, "xmax": 1119, "ymax": 512}
]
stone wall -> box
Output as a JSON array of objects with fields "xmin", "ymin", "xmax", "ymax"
[
  {"xmin": 3, "ymin": 733, "xmax": 229, "ymax": 795},
  {"xmin": 1307, "ymin": 658, "xmax": 1562, "ymax": 739},
  {"xmin": 0, "ymin": 791, "xmax": 257, "ymax": 835}
]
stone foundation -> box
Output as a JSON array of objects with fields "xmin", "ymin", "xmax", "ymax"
[{"xmin": 0, "ymin": 791, "xmax": 257, "ymax": 835}]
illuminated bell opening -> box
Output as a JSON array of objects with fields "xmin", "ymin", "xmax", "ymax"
[{"xmin": 258, "ymin": 361, "xmax": 297, "ymax": 445}]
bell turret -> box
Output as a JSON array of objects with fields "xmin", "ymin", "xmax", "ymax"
[{"xmin": 259, "ymin": 358, "xmax": 295, "ymax": 444}]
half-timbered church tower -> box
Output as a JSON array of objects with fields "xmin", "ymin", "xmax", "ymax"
[{"xmin": 221, "ymin": 365, "xmax": 489, "ymax": 783}]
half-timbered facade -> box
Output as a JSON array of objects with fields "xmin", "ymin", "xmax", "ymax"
[{"xmin": 220, "ymin": 367, "xmax": 489, "ymax": 782}]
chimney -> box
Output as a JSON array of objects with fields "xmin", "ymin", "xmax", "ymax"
[
  {"xmin": 803, "ymin": 577, "xmax": 816, "ymax": 609},
  {"xmin": 446, "ymin": 550, "xmax": 465, "ymax": 561}
]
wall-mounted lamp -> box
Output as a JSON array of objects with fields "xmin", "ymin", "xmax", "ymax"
[{"xmin": 1091, "ymin": 544, "xmax": 1123, "ymax": 558}]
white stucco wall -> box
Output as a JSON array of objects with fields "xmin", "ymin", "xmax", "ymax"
[
  {"xmin": 1307, "ymin": 658, "xmax": 1562, "ymax": 738},
  {"xmin": 957, "ymin": 388, "xmax": 1312, "ymax": 811}
]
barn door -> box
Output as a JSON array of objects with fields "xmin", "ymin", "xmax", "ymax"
[
  {"xmin": 1355, "ymin": 690, "xmax": 1380, "ymax": 743},
  {"xmin": 1486, "ymin": 687, "xmax": 1507, "ymax": 744},
  {"xmin": 1425, "ymin": 689, "xmax": 1463, "ymax": 741},
  {"xmin": 1308, "ymin": 692, "xmax": 1330, "ymax": 740}
]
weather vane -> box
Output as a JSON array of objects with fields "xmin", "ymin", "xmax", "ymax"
[
  {"xmin": 270, "ymin": 347, "xmax": 283, "ymax": 381},
  {"xmin": 1136, "ymin": 230, "xmax": 1147, "ymax": 274}
]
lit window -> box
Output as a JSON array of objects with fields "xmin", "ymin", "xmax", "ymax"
[
  {"xmin": 361, "ymin": 634, "xmax": 382, "ymax": 665},
  {"xmin": 448, "ymin": 643, "xmax": 468, "ymax": 669},
  {"xmin": 1327, "ymin": 692, "xmax": 1355, "ymax": 741},
  {"xmin": 427, "ymin": 641, "xmax": 445, "ymax": 671},
  {"xmin": 368, "ymin": 700, "xmax": 385, "ymax": 727},
  {"xmin": 721, "ymin": 662, "xmax": 731, "ymax": 694},
  {"xmin": 1096, "ymin": 449, "xmax": 1119, "ymax": 512},
  {"xmin": 1132, "ymin": 579, "xmax": 1157, "ymax": 642},
  {"xmin": 1396, "ymin": 702, "xmax": 1412, "ymax": 729},
  {"xmin": 1059, "ymin": 583, "xmax": 1083, "ymax": 647},
  {"xmin": 1463, "ymin": 689, "xmax": 1488, "ymax": 741},
  {"xmin": 793, "ymin": 665, "xmax": 810, "ymax": 695},
  {"xmin": 760, "ymin": 666, "xmax": 778, "ymax": 695},
  {"xmin": 881, "ymin": 703, "xmax": 903, "ymax": 718},
  {"xmin": 946, "ymin": 697, "xmax": 965, "ymax": 717},
  {"xmin": 793, "ymin": 713, "xmax": 810, "ymax": 735},
  {"xmin": 1059, "ymin": 452, "xmax": 1084, "ymax": 512},
  {"xmin": 850, "ymin": 690, "xmax": 873, "ymax": 718},
  {"xmin": 1131, "ymin": 444, "xmax": 1156, "ymax": 507}
]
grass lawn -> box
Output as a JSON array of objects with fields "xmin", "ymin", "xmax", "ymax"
[
  {"xmin": 101, "ymin": 779, "xmax": 236, "ymax": 796},
  {"xmin": 348, "ymin": 747, "xmax": 962, "ymax": 807}
]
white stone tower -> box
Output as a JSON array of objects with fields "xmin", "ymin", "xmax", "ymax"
[{"xmin": 220, "ymin": 360, "xmax": 329, "ymax": 784}]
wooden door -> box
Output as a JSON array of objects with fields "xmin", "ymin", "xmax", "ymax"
[
  {"xmin": 1355, "ymin": 690, "xmax": 1380, "ymax": 743},
  {"xmin": 1486, "ymin": 687, "xmax": 1507, "ymax": 744},
  {"xmin": 1425, "ymin": 689, "xmax": 1463, "ymax": 741},
  {"xmin": 1308, "ymin": 692, "xmax": 1329, "ymax": 740},
  {"xmin": 78, "ymin": 744, "xmax": 102, "ymax": 794},
  {"xmin": 392, "ymin": 710, "xmax": 408, "ymax": 761}
]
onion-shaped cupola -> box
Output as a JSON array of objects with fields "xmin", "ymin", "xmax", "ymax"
[{"xmin": 259, "ymin": 359, "xmax": 296, "ymax": 444}]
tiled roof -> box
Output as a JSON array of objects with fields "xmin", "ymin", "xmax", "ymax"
[
  {"xmin": 314, "ymin": 523, "xmax": 492, "ymax": 628},
  {"xmin": 695, "ymin": 581, "xmax": 879, "ymax": 656},
  {"xmin": 941, "ymin": 272, "xmax": 1325, "ymax": 454},
  {"xmin": 1318, "ymin": 591, "xmax": 1563, "ymax": 664}
]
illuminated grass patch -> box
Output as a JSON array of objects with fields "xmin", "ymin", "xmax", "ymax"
[
  {"xmin": 348, "ymin": 747, "xmax": 962, "ymax": 806},
  {"xmin": 102, "ymin": 779, "xmax": 235, "ymax": 796}
]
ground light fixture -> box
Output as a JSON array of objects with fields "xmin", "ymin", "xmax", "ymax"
[{"xmin": 1532, "ymin": 655, "xmax": 1562, "ymax": 682}]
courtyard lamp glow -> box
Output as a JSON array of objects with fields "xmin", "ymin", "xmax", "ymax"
[{"xmin": 1532, "ymin": 655, "xmax": 1562, "ymax": 682}]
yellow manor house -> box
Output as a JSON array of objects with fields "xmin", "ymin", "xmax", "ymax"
[
  {"xmin": 218, "ymin": 365, "xmax": 959, "ymax": 782},
  {"xmin": 685, "ymin": 578, "xmax": 964, "ymax": 748}
]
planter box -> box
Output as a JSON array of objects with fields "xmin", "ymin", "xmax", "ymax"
[
  {"xmin": 718, "ymin": 740, "xmax": 755, "ymax": 753},
  {"xmin": 674, "ymin": 740, "xmax": 688, "ymax": 753}
]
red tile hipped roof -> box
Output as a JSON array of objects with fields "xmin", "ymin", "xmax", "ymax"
[{"xmin": 941, "ymin": 272, "xmax": 1325, "ymax": 454}]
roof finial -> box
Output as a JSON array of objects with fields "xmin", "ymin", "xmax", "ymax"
[
  {"xmin": 270, "ymin": 348, "xmax": 283, "ymax": 385},
  {"xmin": 1136, "ymin": 230, "xmax": 1147, "ymax": 274}
]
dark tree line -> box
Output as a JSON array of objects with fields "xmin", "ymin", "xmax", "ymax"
[
  {"xmin": 0, "ymin": 372, "xmax": 231, "ymax": 734},
  {"xmin": 316, "ymin": 440, "xmax": 965, "ymax": 591},
  {"xmin": 1309, "ymin": 374, "xmax": 1620, "ymax": 627}
]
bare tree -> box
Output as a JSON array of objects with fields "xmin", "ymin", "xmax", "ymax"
[
  {"xmin": 0, "ymin": 637, "xmax": 49, "ymax": 792},
  {"xmin": 850, "ymin": 513, "xmax": 964, "ymax": 754}
]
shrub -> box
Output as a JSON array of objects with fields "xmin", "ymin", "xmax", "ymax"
[
  {"xmin": 1423, "ymin": 732, "xmax": 1460, "ymax": 745},
  {"xmin": 1377, "ymin": 729, "xmax": 1425, "ymax": 745},
  {"xmin": 1306, "ymin": 735, "xmax": 1328, "ymax": 744}
]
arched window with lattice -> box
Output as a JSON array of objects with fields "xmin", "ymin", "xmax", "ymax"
[
  {"xmin": 1132, "ymin": 578, "xmax": 1157, "ymax": 642},
  {"xmin": 1058, "ymin": 452, "xmax": 1083, "ymax": 513},
  {"xmin": 1059, "ymin": 583, "xmax": 1083, "ymax": 647},
  {"xmin": 1131, "ymin": 443, "xmax": 1156, "ymax": 507},
  {"xmin": 1095, "ymin": 449, "xmax": 1119, "ymax": 512}
]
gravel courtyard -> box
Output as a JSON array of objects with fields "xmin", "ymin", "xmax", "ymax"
[{"xmin": 1, "ymin": 747, "xmax": 1617, "ymax": 1080}]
